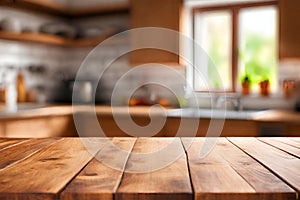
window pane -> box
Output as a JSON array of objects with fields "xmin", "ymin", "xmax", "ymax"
[
  {"xmin": 238, "ymin": 7, "xmax": 278, "ymax": 93},
  {"xmin": 194, "ymin": 11, "xmax": 232, "ymax": 91}
]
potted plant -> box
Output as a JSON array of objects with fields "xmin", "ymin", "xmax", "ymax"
[
  {"xmin": 241, "ymin": 74, "xmax": 251, "ymax": 95},
  {"xmin": 259, "ymin": 78, "xmax": 270, "ymax": 97}
]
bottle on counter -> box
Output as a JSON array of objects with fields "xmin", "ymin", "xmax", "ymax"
[{"xmin": 16, "ymin": 70, "xmax": 26, "ymax": 103}]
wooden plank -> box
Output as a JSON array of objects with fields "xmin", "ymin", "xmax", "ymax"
[
  {"xmin": 282, "ymin": 138, "xmax": 300, "ymax": 148},
  {"xmin": 0, "ymin": 138, "xmax": 109, "ymax": 200},
  {"xmin": 258, "ymin": 138, "xmax": 300, "ymax": 158},
  {"xmin": 182, "ymin": 138, "xmax": 296, "ymax": 200},
  {"xmin": 0, "ymin": 31, "xmax": 125, "ymax": 48},
  {"xmin": 116, "ymin": 138, "xmax": 192, "ymax": 200},
  {"xmin": 61, "ymin": 138, "xmax": 136, "ymax": 200},
  {"xmin": 0, "ymin": 139, "xmax": 27, "ymax": 150},
  {"xmin": 291, "ymin": 138, "xmax": 300, "ymax": 144},
  {"xmin": 0, "ymin": 138, "xmax": 61, "ymax": 170},
  {"xmin": 229, "ymin": 138, "xmax": 300, "ymax": 193}
]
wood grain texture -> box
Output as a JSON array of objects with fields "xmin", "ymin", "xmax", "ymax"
[
  {"xmin": 0, "ymin": 138, "xmax": 109, "ymax": 199},
  {"xmin": 0, "ymin": 139, "xmax": 27, "ymax": 150},
  {"xmin": 229, "ymin": 137, "xmax": 300, "ymax": 193},
  {"xmin": 116, "ymin": 138, "xmax": 192, "ymax": 200},
  {"xmin": 182, "ymin": 138, "xmax": 296, "ymax": 200},
  {"xmin": 0, "ymin": 138, "xmax": 61, "ymax": 169},
  {"xmin": 61, "ymin": 138, "xmax": 136, "ymax": 200},
  {"xmin": 130, "ymin": 0, "xmax": 182, "ymax": 64},
  {"xmin": 258, "ymin": 138, "xmax": 300, "ymax": 158}
]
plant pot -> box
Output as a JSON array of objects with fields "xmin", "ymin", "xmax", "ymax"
[
  {"xmin": 259, "ymin": 81, "xmax": 270, "ymax": 97},
  {"xmin": 242, "ymin": 83, "xmax": 250, "ymax": 95}
]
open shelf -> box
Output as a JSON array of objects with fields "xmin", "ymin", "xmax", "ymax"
[
  {"xmin": 1, "ymin": 0, "xmax": 130, "ymax": 17},
  {"xmin": 0, "ymin": 31, "xmax": 128, "ymax": 47}
]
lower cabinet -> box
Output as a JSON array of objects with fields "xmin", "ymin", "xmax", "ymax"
[
  {"xmin": 1, "ymin": 114, "xmax": 299, "ymax": 138},
  {"xmin": 164, "ymin": 118, "xmax": 258, "ymax": 137},
  {"xmin": 2, "ymin": 116, "xmax": 77, "ymax": 138}
]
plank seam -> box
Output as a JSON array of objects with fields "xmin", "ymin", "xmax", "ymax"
[
  {"xmin": 0, "ymin": 138, "xmax": 64, "ymax": 171},
  {"xmin": 57, "ymin": 138, "xmax": 111, "ymax": 200},
  {"xmin": 114, "ymin": 137, "xmax": 138, "ymax": 200},
  {"xmin": 180, "ymin": 138, "xmax": 195, "ymax": 200},
  {"xmin": 220, "ymin": 139, "xmax": 258, "ymax": 192},
  {"xmin": 227, "ymin": 137, "xmax": 299, "ymax": 199},
  {"xmin": 278, "ymin": 139, "xmax": 300, "ymax": 150},
  {"xmin": 0, "ymin": 139, "xmax": 30, "ymax": 152},
  {"xmin": 257, "ymin": 139, "xmax": 300, "ymax": 159}
]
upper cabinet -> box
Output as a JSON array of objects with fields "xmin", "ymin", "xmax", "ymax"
[
  {"xmin": 279, "ymin": 0, "xmax": 300, "ymax": 60},
  {"xmin": 1, "ymin": 0, "xmax": 129, "ymax": 17},
  {"xmin": 0, "ymin": 0, "xmax": 129, "ymax": 47},
  {"xmin": 129, "ymin": 0, "xmax": 183, "ymax": 65}
]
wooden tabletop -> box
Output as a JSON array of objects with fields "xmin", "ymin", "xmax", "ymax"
[{"xmin": 0, "ymin": 137, "xmax": 299, "ymax": 200}]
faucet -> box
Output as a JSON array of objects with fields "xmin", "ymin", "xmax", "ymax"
[{"xmin": 215, "ymin": 95, "xmax": 243, "ymax": 111}]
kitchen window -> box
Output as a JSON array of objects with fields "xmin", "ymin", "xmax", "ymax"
[{"xmin": 193, "ymin": 1, "xmax": 278, "ymax": 93}]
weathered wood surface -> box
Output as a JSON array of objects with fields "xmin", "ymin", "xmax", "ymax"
[
  {"xmin": 229, "ymin": 137, "xmax": 300, "ymax": 194},
  {"xmin": 116, "ymin": 138, "xmax": 193, "ymax": 200},
  {"xmin": 61, "ymin": 138, "xmax": 136, "ymax": 200},
  {"xmin": 0, "ymin": 138, "xmax": 109, "ymax": 199},
  {"xmin": 0, "ymin": 137, "xmax": 298, "ymax": 200},
  {"xmin": 182, "ymin": 138, "xmax": 295, "ymax": 200}
]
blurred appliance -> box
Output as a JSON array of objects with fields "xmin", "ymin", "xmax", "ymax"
[
  {"xmin": 39, "ymin": 22, "xmax": 77, "ymax": 39},
  {"xmin": 53, "ymin": 79, "xmax": 98, "ymax": 104}
]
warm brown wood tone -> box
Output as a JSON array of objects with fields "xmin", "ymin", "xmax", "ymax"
[
  {"xmin": 116, "ymin": 138, "xmax": 193, "ymax": 200},
  {"xmin": 165, "ymin": 118, "xmax": 258, "ymax": 137},
  {"xmin": 61, "ymin": 138, "xmax": 136, "ymax": 200},
  {"xmin": 193, "ymin": 1, "xmax": 278, "ymax": 12},
  {"xmin": 0, "ymin": 0, "xmax": 129, "ymax": 17},
  {"xmin": 0, "ymin": 138, "xmax": 61, "ymax": 169},
  {"xmin": 130, "ymin": 0, "xmax": 182, "ymax": 64},
  {"xmin": 0, "ymin": 138, "xmax": 109, "ymax": 199},
  {"xmin": 0, "ymin": 137, "xmax": 299, "ymax": 199},
  {"xmin": 182, "ymin": 138, "xmax": 295, "ymax": 200},
  {"xmin": 287, "ymin": 123, "xmax": 300, "ymax": 137},
  {"xmin": 4, "ymin": 106, "xmax": 300, "ymax": 138},
  {"xmin": 279, "ymin": 0, "xmax": 300, "ymax": 60},
  {"xmin": 258, "ymin": 137, "xmax": 300, "ymax": 158},
  {"xmin": 69, "ymin": 2, "xmax": 129, "ymax": 17},
  {"xmin": 0, "ymin": 31, "xmax": 127, "ymax": 47},
  {"xmin": 4, "ymin": 115, "xmax": 77, "ymax": 138},
  {"xmin": 229, "ymin": 137, "xmax": 300, "ymax": 193},
  {"xmin": 0, "ymin": 138, "xmax": 26, "ymax": 150}
]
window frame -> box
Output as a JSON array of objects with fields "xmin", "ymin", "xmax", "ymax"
[{"xmin": 192, "ymin": 0, "xmax": 279, "ymax": 93}]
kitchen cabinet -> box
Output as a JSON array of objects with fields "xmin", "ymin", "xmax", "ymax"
[
  {"xmin": 279, "ymin": 0, "xmax": 300, "ymax": 60},
  {"xmin": 165, "ymin": 118, "xmax": 258, "ymax": 137},
  {"xmin": 0, "ymin": 0, "xmax": 129, "ymax": 47},
  {"xmin": 286, "ymin": 123, "xmax": 300, "ymax": 137},
  {"xmin": 3, "ymin": 115, "xmax": 76, "ymax": 138},
  {"xmin": 1, "ymin": 0, "xmax": 129, "ymax": 17},
  {"xmin": 130, "ymin": 0, "xmax": 183, "ymax": 65}
]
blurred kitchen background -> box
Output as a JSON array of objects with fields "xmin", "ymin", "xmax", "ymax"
[{"xmin": 0, "ymin": 0, "xmax": 299, "ymax": 110}]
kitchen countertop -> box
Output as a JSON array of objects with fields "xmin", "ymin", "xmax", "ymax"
[
  {"xmin": 0, "ymin": 104, "xmax": 167, "ymax": 120},
  {"xmin": 0, "ymin": 137, "xmax": 298, "ymax": 199},
  {"xmin": 0, "ymin": 104, "xmax": 300, "ymax": 122}
]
